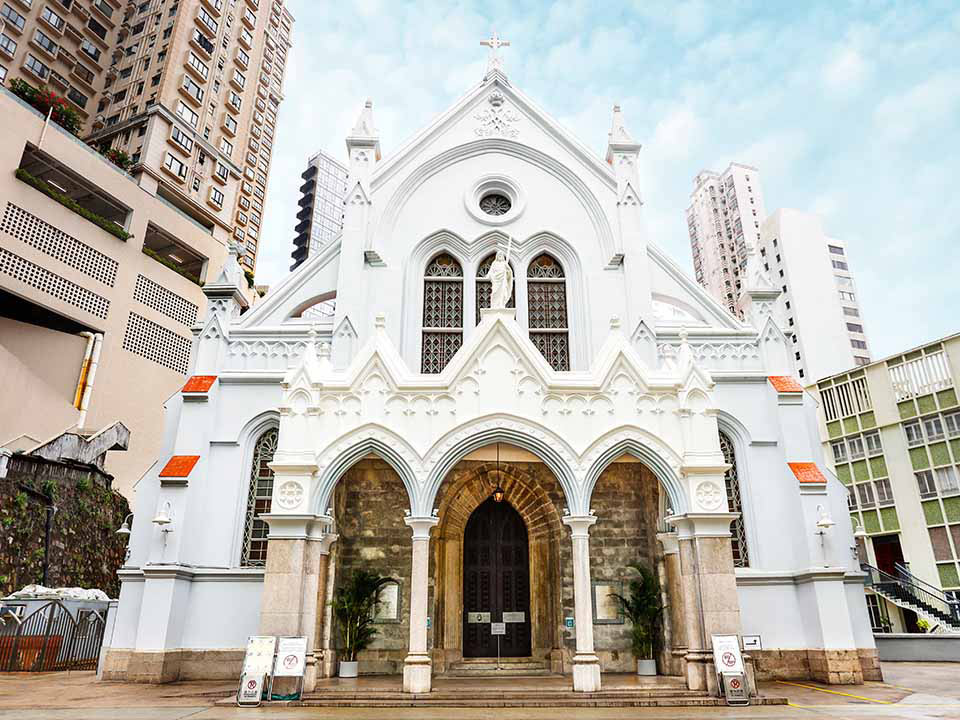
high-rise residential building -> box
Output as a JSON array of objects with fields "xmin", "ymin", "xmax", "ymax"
[
  {"xmin": 812, "ymin": 334, "xmax": 960, "ymax": 634},
  {"xmin": 758, "ymin": 209, "xmax": 871, "ymax": 382},
  {"xmin": 1, "ymin": 0, "xmax": 295, "ymax": 276},
  {"xmin": 291, "ymin": 149, "xmax": 347, "ymax": 270},
  {"xmin": 686, "ymin": 163, "xmax": 767, "ymax": 316},
  {"xmin": 0, "ymin": 85, "xmax": 230, "ymax": 498},
  {"xmin": 0, "ymin": 0, "xmax": 123, "ymax": 127}
]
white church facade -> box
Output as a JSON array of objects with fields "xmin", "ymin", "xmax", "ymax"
[{"xmin": 104, "ymin": 44, "xmax": 878, "ymax": 694}]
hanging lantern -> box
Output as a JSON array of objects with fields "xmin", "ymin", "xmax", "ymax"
[{"xmin": 492, "ymin": 442, "xmax": 506, "ymax": 502}]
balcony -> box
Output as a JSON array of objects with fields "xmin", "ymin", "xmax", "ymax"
[
  {"xmin": 48, "ymin": 70, "xmax": 69, "ymax": 89},
  {"xmin": 90, "ymin": 0, "xmax": 116, "ymax": 26},
  {"xmin": 189, "ymin": 29, "xmax": 214, "ymax": 59},
  {"xmin": 69, "ymin": 62, "xmax": 96, "ymax": 88},
  {"xmin": 201, "ymin": 0, "xmax": 223, "ymax": 15},
  {"xmin": 72, "ymin": 3, "xmax": 89, "ymax": 21}
]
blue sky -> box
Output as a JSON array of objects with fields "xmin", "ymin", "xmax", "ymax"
[{"xmin": 258, "ymin": 0, "xmax": 960, "ymax": 359}]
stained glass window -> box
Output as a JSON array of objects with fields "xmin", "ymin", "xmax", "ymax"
[
  {"xmin": 422, "ymin": 253, "xmax": 463, "ymax": 373},
  {"xmin": 527, "ymin": 254, "xmax": 569, "ymax": 371},
  {"xmin": 475, "ymin": 253, "xmax": 515, "ymax": 324},
  {"xmin": 241, "ymin": 427, "xmax": 277, "ymax": 567},
  {"xmin": 719, "ymin": 430, "xmax": 749, "ymax": 567}
]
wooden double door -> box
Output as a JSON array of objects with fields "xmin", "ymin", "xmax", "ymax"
[{"xmin": 462, "ymin": 498, "xmax": 532, "ymax": 657}]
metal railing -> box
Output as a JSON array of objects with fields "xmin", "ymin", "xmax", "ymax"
[
  {"xmin": 0, "ymin": 601, "xmax": 106, "ymax": 672},
  {"xmin": 861, "ymin": 563, "xmax": 960, "ymax": 627}
]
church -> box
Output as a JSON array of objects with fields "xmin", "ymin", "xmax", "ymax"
[{"xmin": 103, "ymin": 37, "xmax": 878, "ymax": 695}]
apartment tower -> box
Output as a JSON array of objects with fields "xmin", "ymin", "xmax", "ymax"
[
  {"xmin": 686, "ymin": 163, "xmax": 767, "ymax": 316},
  {"xmin": 291, "ymin": 149, "xmax": 347, "ymax": 270},
  {"xmin": 0, "ymin": 0, "xmax": 294, "ymax": 275},
  {"xmin": 758, "ymin": 209, "xmax": 871, "ymax": 382}
]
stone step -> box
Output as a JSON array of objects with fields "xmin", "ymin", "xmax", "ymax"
[
  {"xmin": 292, "ymin": 696, "xmax": 788, "ymax": 708},
  {"xmin": 304, "ymin": 689, "xmax": 709, "ymax": 699}
]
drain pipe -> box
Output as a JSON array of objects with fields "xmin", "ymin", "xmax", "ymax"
[
  {"xmin": 76, "ymin": 332, "xmax": 103, "ymax": 431},
  {"xmin": 74, "ymin": 332, "xmax": 95, "ymax": 409}
]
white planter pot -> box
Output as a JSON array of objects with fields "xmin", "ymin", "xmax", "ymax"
[
  {"xmin": 339, "ymin": 660, "xmax": 359, "ymax": 678},
  {"xmin": 636, "ymin": 659, "xmax": 657, "ymax": 676}
]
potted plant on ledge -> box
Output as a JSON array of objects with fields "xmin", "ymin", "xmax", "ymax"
[
  {"xmin": 612, "ymin": 562, "xmax": 665, "ymax": 676},
  {"xmin": 332, "ymin": 569, "xmax": 392, "ymax": 678}
]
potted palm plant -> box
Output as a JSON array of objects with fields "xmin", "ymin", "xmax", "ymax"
[
  {"xmin": 331, "ymin": 569, "xmax": 393, "ymax": 678},
  {"xmin": 611, "ymin": 562, "xmax": 665, "ymax": 675}
]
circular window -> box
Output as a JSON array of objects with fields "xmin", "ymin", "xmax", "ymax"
[
  {"xmin": 465, "ymin": 175, "xmax": 525, "ymax": 226},
  {"xmin": 479, "ymin": 193, "xmax": 512, "ymax": 216}
]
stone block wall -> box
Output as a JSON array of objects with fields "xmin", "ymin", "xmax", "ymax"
[
  {"xmin": 1, "ymin": 454, "xmax": 130, "ymax": 597},
  {"xmin": 331, "ymin": 459, "xmax": 413, "ymax": 674}
]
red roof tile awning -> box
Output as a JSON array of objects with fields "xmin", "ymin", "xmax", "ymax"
[
  {"xmin": 182, "ymin": 375, "xmax": 217, "ymax": 393},
  {"xmin": 769, "ymin": 376, "xmax": 804, "ymax": 393},
  {"xmin": 159, "ymin": 455, "xmax": 200, "ymax": 478},
  {"xmin": 788, "ymin": 462, "xmax": 827, "ymax": 484}
]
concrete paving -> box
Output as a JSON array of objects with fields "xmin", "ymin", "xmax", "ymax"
[{"xmin": 0, "ymin": 663, "xmax": 958, "ymax": 719}]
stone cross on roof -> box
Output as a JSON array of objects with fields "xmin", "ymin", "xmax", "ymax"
[{"xmin": 481, "ymin": 30, "xmax": 510, "ymax": 78}]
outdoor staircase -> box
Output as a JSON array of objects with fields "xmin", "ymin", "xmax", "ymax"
[
  {"xmin": 443, "ymin": 658, "xmax": 552, "ymax": 676},
  {"xmin": 862, "ymin": 563, "xmax": 960, "ymax": 633}
]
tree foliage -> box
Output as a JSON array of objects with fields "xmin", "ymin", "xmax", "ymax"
[
  {"xmin": 610, "ymin": 562, "xmax": 665, "ymax": 660},
  {"xmin": 331, "ymin": 569, "xmax": 393, "ymax": 662}
]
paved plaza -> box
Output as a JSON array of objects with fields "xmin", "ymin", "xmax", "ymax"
[{"xmin": 0, "ymin": 663, "xmax": 958, "ymax": 719}]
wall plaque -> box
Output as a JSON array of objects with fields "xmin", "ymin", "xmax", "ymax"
[
  {"xmin": 467, "ymin": 611, "xmax": 491, "ymax": 623},
  {"xmin": 502, "ymin": 611, "xmax": 525, "ymax": 623},
  {"xmin": 490, "ymin": 622, "xmax": 506, "ymax": 635}
]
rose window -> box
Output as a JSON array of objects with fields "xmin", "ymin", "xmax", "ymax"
[{"xmin": 479, "ymin": 193, "xmax": 512, "ymax": 216}]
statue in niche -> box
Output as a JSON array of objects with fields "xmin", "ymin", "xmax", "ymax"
[{"xmin": 486, "ymin": 249, "xmax": 514, "ymax": 310}]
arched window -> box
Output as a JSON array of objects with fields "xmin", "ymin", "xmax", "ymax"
[
  {"xmin": 527, "ymin": 254, "xmax": 569, "ymax": 371},
  {"xmin": 719, "ymin": 430, "xmax": 749, "ymax": 567},
  {"xmin": 241, "ymin": 428, "xmax": 278, "ymax": 567},
  {"xmin": 475, "ymin": 252, "xmax": 515, "ymax": 325},
  {"xmin": 421, "ymin": 253, "xmax": 463, "ymax": 373}
]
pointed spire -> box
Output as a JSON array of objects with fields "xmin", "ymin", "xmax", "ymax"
[
  {"xmin": 346, "ymin": 99, "xmax": 381, "ymax": 164},
  {"xmin": 608, "ymin": 104, "xmax": 635, "ymax": 144},
  {"xmin": 605, "ymin": 103, "xmax": 641, "ymax": 164}
]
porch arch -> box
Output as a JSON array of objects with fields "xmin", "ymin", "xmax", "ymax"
[
  {"xmin": 581, "ymin": 429, "xmax": 688, "ymax": 515},
  {"xmin": 420, "ymin": 415, "xmax": 579, "ymax": 516},
  {"xmin": 312, "ymin": 427, "xmax": 420, "ymax": 515}
]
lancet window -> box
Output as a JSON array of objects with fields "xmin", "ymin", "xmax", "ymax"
[
  {"xmin": 422, "ymin": 253, "xmax": 464, "ymax": 373},
  {"xmin": 527, "ymin": 253, "xmax": 569, "ymax": 371},
  {"xmin": 719, "ymin": 430, "xmax": 750, "ymax": 567},
  {"xmin": 475, "ymin": 252, "xmax": 515, "ymax": 325},
  {"xmin": 240, "ymin": 427, "xmax": 277, "ymax": 567}
]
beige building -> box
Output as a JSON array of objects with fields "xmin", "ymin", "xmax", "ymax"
[
  {"xmin": 1, "ymin": 0, "xmax": 293, "ymax": 274},
  {"xmin": 812, "ymin": 335, "xmax": 960, "ymax": 634},
  {"xmin": 686, "ymin": 163, "xmax": 766, "ymax": 317},
  {"xmin": 0, "ymin": 84, "xmax": 229, "ymax": 498}
]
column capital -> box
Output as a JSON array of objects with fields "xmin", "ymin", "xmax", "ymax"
[
  {"xmin": 562, "ymin": 514, "xmax": 597, "ymax": 537},
  {"xmin": 667, "ymin": 512, "xmax": 738, "ymax": 539},
  {"xmin": 656, "ymin": 531, "xmax": 679, "ymax": 555},
  {"xmin": 404, "ymin": 515, "xmax": 439, "ymax": 539}
]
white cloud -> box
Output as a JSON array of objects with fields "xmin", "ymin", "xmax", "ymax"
[{"xmin": 822, "ymin": 47, "xmax": 871, "ymax": 93}]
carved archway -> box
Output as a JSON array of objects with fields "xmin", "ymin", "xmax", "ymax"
[{"xmin": 431, "ymin": 459, "xmax": 564, "ymax": 671}]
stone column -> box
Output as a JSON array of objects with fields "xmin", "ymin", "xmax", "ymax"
[
  {"xmin": 673, "ymin": 513, "xmax": 741, "ymax": 695},
  {"xmin": 658, "ymin": 531, "xmax": 687, "ymax": 676},
  {"xmin": 403, "ymin": 516, "xmax": 438, "ymax": 693},
  {"xmin": 562, "ymin": 515, "xmax": 601, "ymax": 692},
  {"xmin": 304, "ymin": 524, "xmax": 337, "ymax": 691}
]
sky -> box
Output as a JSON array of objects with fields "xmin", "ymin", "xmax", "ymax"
[{"xmin": 257, "ymin": 0, "xmax": 960, "ymax": 359}]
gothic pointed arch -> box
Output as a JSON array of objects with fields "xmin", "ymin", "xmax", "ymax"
[
  {"xmin": 475, "ymin": 252, "xmax": 515, "ymax": 324},
  {"xmin": 240, "ymin": 426, "xmax": 278, "ymax": 567},
  {"xmin": 421, "ymin": 252, "xmax": 464, "ymax": 373},
  {"xmin": 527, "ymin": 253, "xmax": 569, "ymax": 371},
  {"xmin": 719, "ymin": 429, "xmax": 749, "ymax": 567}
]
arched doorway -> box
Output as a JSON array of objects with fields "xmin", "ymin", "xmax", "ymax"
[{"xmin": 463, "ymin": 498, "xmax": 532, "ymax": 658}]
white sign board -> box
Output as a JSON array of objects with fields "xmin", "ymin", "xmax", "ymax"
[
  {"xmin": 711, "ymin": 635, "xmax": 744, "ymax": 674},
  {"xmin": 467, "ymin": 612, "xmax": 491, "ymax": 623},
  {"xmin": 237, "ymin": 673, "xmax": 264, "ymax": 707},
  {"xmin": 490, "ymin": 622, "xmax": 506, "ymax": 635},
  {"xmin": 242, "ymin": 636, "xmax": 276, "ymax": 677},
  {"xmin": 503, "ymin": 611, "xmax": 525, "ymax": 623},
  {"xmin": 273, "ymin": 636, "xmax": 308, "ymax": 678},
  {"xmin": 742, "ymin": 634, "xmax": 762, "ymax": 651}
]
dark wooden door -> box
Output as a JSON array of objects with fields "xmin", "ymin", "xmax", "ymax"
[
  {"xmin": 462, "ymin": 498, "xmax": 531, "ymax": 657},
  {"xmin": 873, "ymin": 534, "xmax": 904, "ymax": 576}
]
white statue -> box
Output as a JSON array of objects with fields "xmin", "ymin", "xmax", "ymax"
[{"xmin": 486, "ymin": 249, "xmax": 514, "ymax": 309}]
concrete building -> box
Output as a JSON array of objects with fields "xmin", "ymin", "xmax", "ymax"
[
  {"xmin": 104, "ymin": 45, "xmax": 877, "ymax": 694},
  {"xmin": 0, "ymin": 0, "xmax": 123, "ymax": 129},
  {"xmin": 291, "ymin": 149, "xmax": 347, "ymax": 270},
  {"xmin": 1, "ymin": 0, "xmax": 294, "ymax": 275},
  {"xmin": 813, "ymin": 334, "xmax": 960, "ymax": 634},
  {"xmin": 686, "ymin": 163, "xmax": 766, "ymax": 317},
  {"xmin": 0, "ymin": 85, "xmax": 230, "ymax": 498},
  {"xmin": 759, "ymin": 209, "xmax": 871, "ymax": 383}
]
